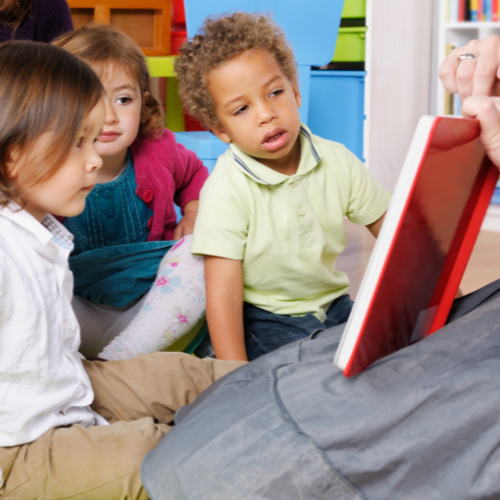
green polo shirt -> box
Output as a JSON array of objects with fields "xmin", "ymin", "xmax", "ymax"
[{"xmin": 192, "ymin": 125, "xmax": 391, "ymax": 321}]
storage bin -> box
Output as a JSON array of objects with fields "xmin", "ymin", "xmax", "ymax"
[
  {"xmin": 173, "ymin": 132, "xmax": 228, "ymax": 220},
  {"xmin": 174, "ymin": 132, "xmax": 228, "ymax": 173},
  {"xmin": 332, "ymin": 27, "xmax": 367, "ymax": 62},
  {"xmin": 341, "ymin": 0, "xmax": 366, "ymax": 19},
  {"xmin": 308, "ymin": 71, "xmax": 365, "ymax": 161}
]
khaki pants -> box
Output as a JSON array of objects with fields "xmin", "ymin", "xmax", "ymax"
[{"xmin": 0, "ymin": 352, "xmax": 244, "ymax": 500}]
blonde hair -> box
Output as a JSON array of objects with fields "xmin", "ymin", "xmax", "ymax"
[
  {"xmin": 53, "ymin": 24, "xmax": 164, "ymax": 141},
  {"xmin": 0, "ymin": 40, "xmax": 103, "ymax": 206},
  {"xmin": 175, "ymin": 12, "xmax": 298, "ymax": 130}
]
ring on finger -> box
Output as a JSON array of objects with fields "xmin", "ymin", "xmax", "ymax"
[{"xmin": 458, "ymin": 53, "xmax": 477, "ymax": 64}]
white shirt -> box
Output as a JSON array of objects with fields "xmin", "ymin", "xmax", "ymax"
[{"xmin": 0, "ymin": 205, "xmax": 107, "ymax": 447}]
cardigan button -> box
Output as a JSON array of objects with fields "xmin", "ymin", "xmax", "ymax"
[
  {"xmin": 147, "ymin": 217, "xmax": 153, "ymax": 230},
  {"xmin": 143, "ymin": 189, "xmax": 154, "ymax": 203}
]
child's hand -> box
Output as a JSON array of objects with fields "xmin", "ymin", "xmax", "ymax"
[{"xmin": 173, "ymin": 200, "xmax": 199, "ymax": 240}]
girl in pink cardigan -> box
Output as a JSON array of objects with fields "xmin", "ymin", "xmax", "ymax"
[{"xmin": 53, "ymin": 25, "xmax": 209, "ymax": 361}]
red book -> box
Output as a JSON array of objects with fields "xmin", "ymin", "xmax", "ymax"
[
  {"xmin": 493, "ymin": 0, "xmax": 498, "ymax": 21},
  {"xmin": 335, "ymin": 116, "xmax": 498, "ymax": 377},
  {"xmin": 459, "ymin": 0, "xmax": 466, "ymax": 21}
]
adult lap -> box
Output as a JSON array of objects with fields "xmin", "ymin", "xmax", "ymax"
[{"xmin": 142, "ymin": 280, "xmax": 500, "ymax": 500}]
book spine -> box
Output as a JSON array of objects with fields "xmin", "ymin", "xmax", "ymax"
[
  {"xmin": 470, "ymin": 0, "xmax": 478, "ymax": 20},
  {"xmin": 479, "ymin": 0, "xmax": 484, "ymax": 20},
  {"xmin": 485, "ymin": 0, "xmax": 492, "ymax": 20},
  {"xmin": 459, "ymin": 0, "xmax": 466, "ymax": 20},
  {"xmin": 494, "ymin": 0, "xmax": 499, "ymax": 21},
  {"xmin": 454, "ymin": 93, "xmax": 462, "ymax": 116},
  {"xmin": 444, "ymin": 43, "xmax": 458, "ymax": 115}
]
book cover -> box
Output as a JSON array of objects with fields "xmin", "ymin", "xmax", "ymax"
[{"xmin": 334, "ymin": 116, "xmax": 498, "ymax": 377}]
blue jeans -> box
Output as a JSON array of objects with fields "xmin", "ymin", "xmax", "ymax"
[{"xmin": 244, "ymin": 294, "xmax": 353, "ymax": 361}]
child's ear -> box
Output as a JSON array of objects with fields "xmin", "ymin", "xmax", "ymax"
[
  {"xmin": 143, "ymin": 91, "xmax": 149, "ymax": 105},
  {"xmin": 293, "ymin": 83, "xmax": 302, "ymax": 109},
  {"xmin": 211, "ymin": 126, "xmax": 232, "ymax": 144},
  {"xmin": 6, "ymin": 147, "xmax": 21, "ymax": 178}
]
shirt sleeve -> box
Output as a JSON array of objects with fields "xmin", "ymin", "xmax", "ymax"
[
  {"xmin": 345, "ymin": 150, "xmax": 391, "ymax": 226},
  {"xmin": 36, "ymin": 0, "xmax": 74, "ymax": 43},
  {"xmin": 191, "ymin": 177, "xmax": 249, "ymax": 260}
]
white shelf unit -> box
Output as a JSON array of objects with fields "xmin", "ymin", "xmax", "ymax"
[{"xmin": 435, "ymin": 3, "xmax": 500, "ymax": 231}]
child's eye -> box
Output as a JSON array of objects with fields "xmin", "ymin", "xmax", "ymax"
[
  {"xmin": 116, "ymin": 96, "xmax": 133, "ymax": 105},
  {"xmin": 234, "ymin": 105, "xmax": 248, "ymax": 116},
  {"xmin": 270, "ymin": 89, "xmax": 283, "ymax": 97},
  {"xmin": 76, "ymin": 137, "xmax": 84, "ymax": 148}
]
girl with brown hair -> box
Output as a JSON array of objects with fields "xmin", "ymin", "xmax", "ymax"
[{"xmin": 52, "ymin": 24, "xmax": 209, "ymax": 361}]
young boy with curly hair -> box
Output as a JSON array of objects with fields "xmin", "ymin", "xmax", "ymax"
[{"xmin": 175, "ymin": 13, "xmax": 391, "ymax": 362}]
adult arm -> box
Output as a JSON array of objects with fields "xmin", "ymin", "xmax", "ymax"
[{"xmin": 204, "ymin": 256, "xmax": 247, "ymax": 361}]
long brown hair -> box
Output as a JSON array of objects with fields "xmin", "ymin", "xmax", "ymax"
[
  {"xmin": 53, "ymin": 24, "xmax": 164, "ymax": 141},
  {"xmin": 0, "ymin": 0, "xmax": 32, "ymax": 27},
  {"xmin": 0, "ymin": 40, "xmax": 103, "ymax": 206}
]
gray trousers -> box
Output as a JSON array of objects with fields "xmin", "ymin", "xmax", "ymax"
[{"xmin": 142, "ymin": 279, "xmax": 500, "ymax": 500}]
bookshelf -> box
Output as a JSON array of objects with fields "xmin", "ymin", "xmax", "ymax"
[{"xmin": 434, "ymin": 1, "xmax": 500, "ymax": 231}]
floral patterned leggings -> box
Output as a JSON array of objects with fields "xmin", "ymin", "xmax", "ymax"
[{"xmin": 98, "ymin": 235, "xmax": 206, "ymax": 361}]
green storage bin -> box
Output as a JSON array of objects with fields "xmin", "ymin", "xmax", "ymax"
[
  {"xmin": 341, "ymin": 0, "xmax": 366, "ymax": 19},
  {"xmin": 332, "ymin": 27, "xmax": 367, "ymax": 62}
]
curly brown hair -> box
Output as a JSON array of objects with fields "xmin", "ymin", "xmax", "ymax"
[
  {"xmin": 52, "ymin": 24, "xmax": 164, "ymax": 141},
  {"xmin": 175, "ymin": 12, "xmax": 297, "ymax": 131}
]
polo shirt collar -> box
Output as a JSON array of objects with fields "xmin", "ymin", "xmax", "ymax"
[{"xmin": 229, "ymin": 124, "xmax": 322, "ymax": 185}]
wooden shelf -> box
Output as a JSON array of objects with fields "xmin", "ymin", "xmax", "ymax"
[{"xmin": 67, "ymin": 0, "xmax": 171, "ymax": 56}]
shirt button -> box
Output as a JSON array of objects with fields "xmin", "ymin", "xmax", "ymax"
[
  {"xmin": 108, "ymin": 232, "xmax": 117, "ymax": 241},
  {"xmin": 103, "ymin": 190, "xmax": 112, "ymax": 200},
  {"xmin": 143, "ymin": 189, "xmax": 154, "ymax": 203},
  {"xmin": 290, "ymin": 180, "xmax": 298, "ymax": 188},
  {"xmin": 299, "ymin": 207, "xmax": 306, "ymax": 216},
  {"xmin": 106, "ymin": 209, "xmax": 115, "ymax": 219}
]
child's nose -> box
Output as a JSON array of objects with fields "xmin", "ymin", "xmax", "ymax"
[
  {"xmin": 104, "ymin": 100, "xmax": 119, "ymax": 124},
  {"xmin": 88, "ymin": 150, "xmax": 103, "ymax": 171},
  {"xmin": 258, "ymin": 102, "xmax": 276, "ymax": 124}
]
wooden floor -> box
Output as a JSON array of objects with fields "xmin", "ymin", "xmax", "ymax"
[{"xmin": 337, "ymin": 220, "xmax": 500, "ymax": 300}]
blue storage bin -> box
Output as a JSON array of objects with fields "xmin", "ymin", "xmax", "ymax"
[
  {"xmin": 308, "ymin": 70, "xmax": 365, "ymax": 162},
  {"xmin": 175, "ymin": 131, "xmax": 228, "ymax": 173},
  {"xmin": 173, "ymin": 132, "xmax": 228, "ymax": 221}
]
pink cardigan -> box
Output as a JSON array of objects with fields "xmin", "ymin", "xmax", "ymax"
[{"xmin": 130, "ymin": 128, "xmax": 208, "ymax": 241}]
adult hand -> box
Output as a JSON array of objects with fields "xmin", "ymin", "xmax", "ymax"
[
  {"xmin": 438, "ymin": 36, "xmax": 500, "ymax": 169},
  {"xmin": 173, "ymin": 200, "xmax": 198, "ymax": 240},
  {"xmin": 462, "ymin": 95, "xmax": 500, "ymax": 170},
  {"xmin": 439, "ymin": 36, "xmax": 500, "ymax": 101}
]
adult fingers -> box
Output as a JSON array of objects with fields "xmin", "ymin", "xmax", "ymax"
[
  {"xmin": 462, "ymin": 95, "xmax": 500, "ymax": 169},
  {"xmin": 471, "ymin": 35, "xmax": 500, "ymax": 97},
  {"xmin": 439, "ymin": 37, "xmax": 500, "ymax": 98},
  {"xmin": 439, "ymin": 39, "xmax": 481, "ymax": 94}
]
